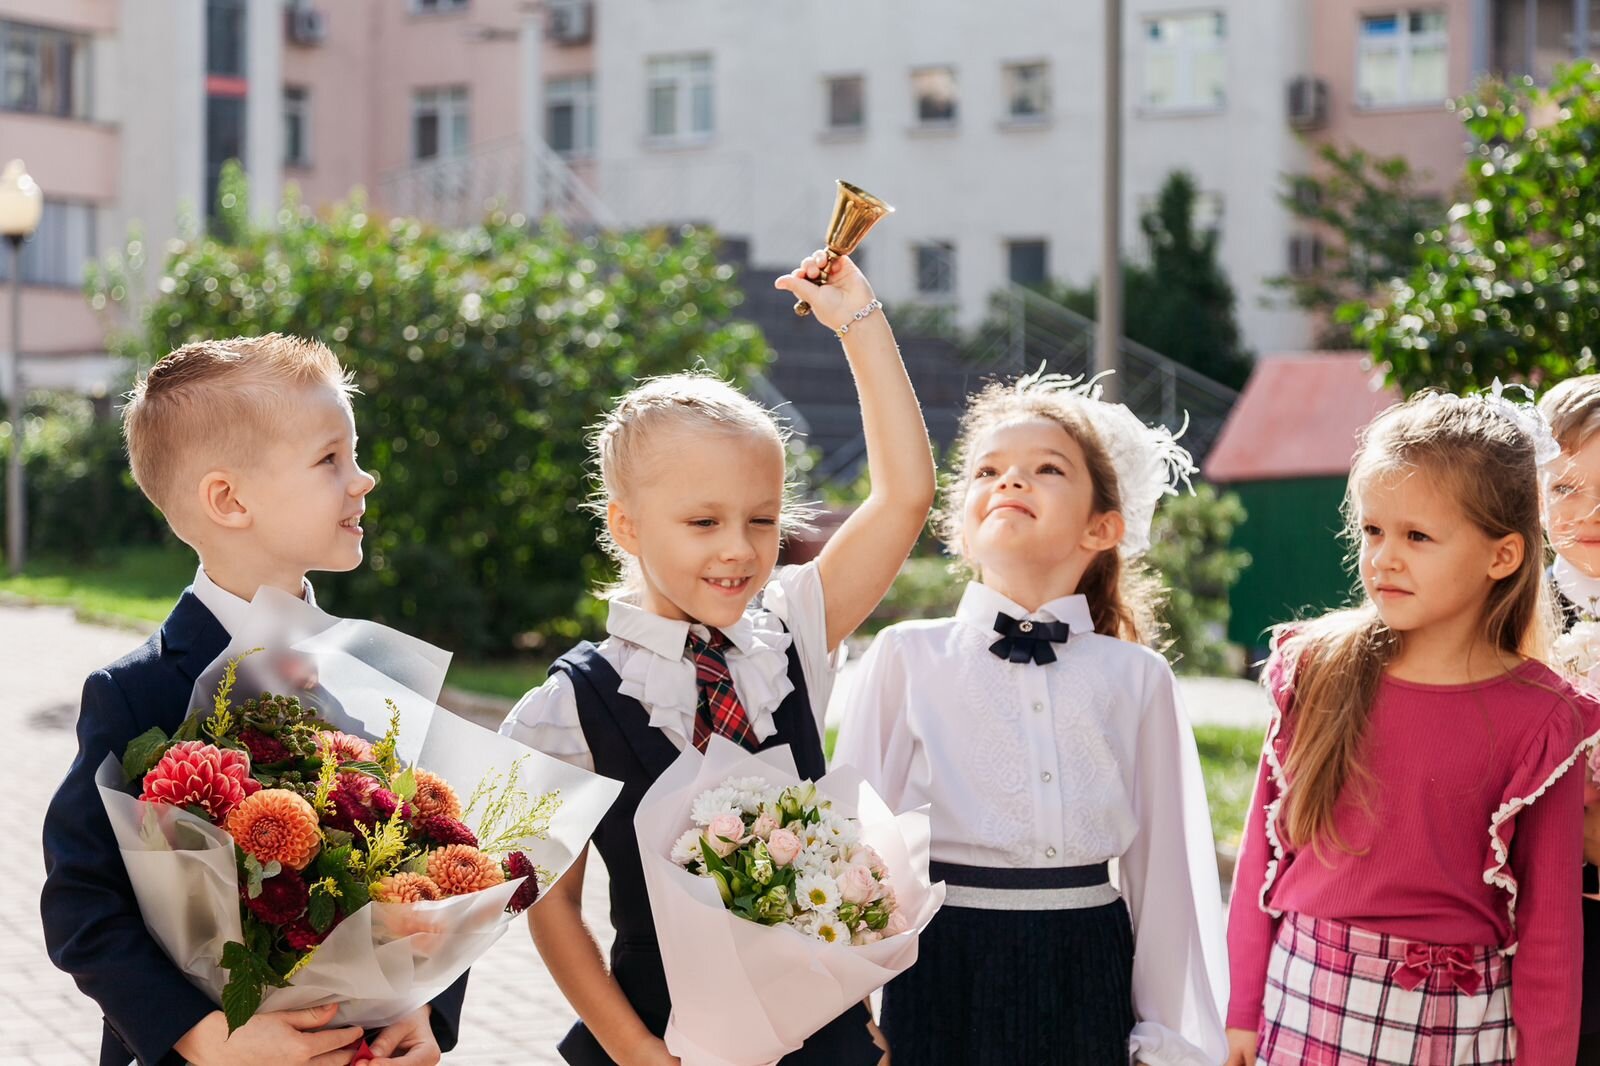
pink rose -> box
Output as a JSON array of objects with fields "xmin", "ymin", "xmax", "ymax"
[
  {"xmin": 884, "ymin": 909, "xmax": 911, "ymax": 936},
  {"xmin": 750, "ymin": 811, "xmax": 779, "ymax": 840},
  {"xmin": 852, "ymin": 928, "xmax": 883, "ymax": 946},
  {"xmin": 766, "ymin": 827, "xmax": 803, "ymax": 866},
  {"xmin": 707, "ymin": 813, "xmax": 746, "ymax": 858},
  {"xmin": 839, "ymin": 863, "xmax": 882, "ymax": 905}
]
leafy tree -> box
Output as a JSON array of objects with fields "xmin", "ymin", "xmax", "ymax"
[
  {"xmin": 1355, "ymin": 62, "xmax": 1600, "ymax": 394},
  {"xmin": 1271, "ymin": 143, "xmax": 1443, "ymax": 348},
  {"xmin": 93, "ymin": 163, "xmax": 771, "ymax": 653},
  {"xmin": 1146, "ymin": 483, "xmax": 1250, "ymax": 675}
]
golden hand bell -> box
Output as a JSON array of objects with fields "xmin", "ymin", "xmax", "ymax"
[{"xmin": 794, "ymin": 180, "xmax": 895, "ymax": 317}]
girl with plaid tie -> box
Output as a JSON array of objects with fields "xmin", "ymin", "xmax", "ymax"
[
  {"xmin": 1226, "ymin": 391, "xmax": 1600, "ymax": 1066},
  {"xmin": 833, "ymin": 373, "xmax": 1228, "ymax": 1065},
  {"xmin": 499, "ymin": 250, "xmax": 933, "ymax": 1066}
]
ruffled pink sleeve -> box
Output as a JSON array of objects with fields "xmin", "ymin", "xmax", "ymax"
[
  {"xmin": 1224, "ymin": 643, "xmax": 1295, "ymax": 1032},
  {"xmin": 1487, "ymin": 695, "xmax": 1600, "ymax": 1063}
]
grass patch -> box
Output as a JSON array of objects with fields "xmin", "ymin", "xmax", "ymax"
[
  {"xmin": 444, "ymin": 657, "xmax": 552, "ymax": 701},
  {"xmin": 0, "ymin": 545, "xmax": 194, "ymax": 628},
  {"xmin": 1195, "ymin": 723, "xmax": 1265, "ymax": 848}
]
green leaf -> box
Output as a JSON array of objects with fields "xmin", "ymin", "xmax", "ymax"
[
  {"xmin": 308, "ymin": 884, "xmax": 336, "ymax": 933},
  {"xmin": 220, "ymin": 969, "xmax": 264, "ymax": 1034},
  {"xmin": 392, "ymin": 767, "xmax": 417, "ymax": 801},
  {"xmin": 340, "ymin": 760, "xmax": 387, "ymax": 784},
  {"xmin": 121, "ymin": 727, "xmax": 170, "ymax": 782}
]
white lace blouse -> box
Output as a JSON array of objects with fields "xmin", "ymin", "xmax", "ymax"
[
  {"xmin": 831, "ymin": 581, "xmax": 1228, "ymax": 1066},
  {"xmin": 498, "ymin": 562, "xmax": 840, "ymax": 773}
]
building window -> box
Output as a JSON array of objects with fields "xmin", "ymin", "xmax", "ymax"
[
  {"xmin": 912, "ymin": 66, "xmax": 957, "ymax": 125},
  {"xmin": 205, "ymin": 0, "xmax": 246, "ymax": 78},
  {"xmin": 824, "ymin": 74, "xmax": 865, "ymax": 131},
  {"xmin": 1007, "ymin": 240, "xmax": 1048, "ymax": 285},
  {"xmin": 284, "ymin": 86, "xmax": 311, "ymax": 167},
  {"xmin": 1140, "ymin": 12, "xmax": 1226, "ymax": 112},
  {"xmin": 1003, "ymin": 62, "xmax": 1050, "ymax": 120},
  {"xmin": 413, "ymin": 86, "xmax": 470, "ymax": 162},
  {"xmin": 546, "ymin": 75, "xmax": 595, "ymax": 156},
  {"xmin": 205, "ymin": 95, "xmax": 245, "ymax": 220},
  {"xmin": 1357, "ymin": 11, "xmax": 1447, "ymax": 107},
  {"xmin": 914, "ymin": 241, "xmax": 956, "ymax": 297},
  {"xmin": 0, "ymin": 20, "xmax": 91, "ymax": 119},
  {"xmin": 647, "ymin": 54, "xmax": 714, "ymax": 142},
  {"xmin": 410, "ymin": 0, "xmax": 469, "ymax": 13},
  {"xmin": 0, "ymin": 200, "xmax": 96, "ymax": 287}
]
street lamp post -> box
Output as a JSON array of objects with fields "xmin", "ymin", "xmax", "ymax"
[
  {"xmin": 0, "ymin": 159, "xmax": 43, "ymax": 576},
  {"xmin": 1096, "ymin": 0, "xmax": 1123, "ymax": 401}
]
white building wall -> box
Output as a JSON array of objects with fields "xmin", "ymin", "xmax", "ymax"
[{"xmin": 596, "ymin": 0, "xmax": 1313, "ymax": 355}]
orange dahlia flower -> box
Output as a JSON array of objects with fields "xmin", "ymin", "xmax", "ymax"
[
  {"xmin": 426, "ymin": 845, "xmax": 504, "ymax": 896},
  {"xmin": 373, "ymin": 872, "xmax": 444, "ymax": 903},
  {"xmin": 411, "ymin": 769, "xmax": 462, "ymax": 821},
  {"xmin": 225, "ymin": 789, "xmax": 321, "ymax": 870},
  {"xmin": 316, "ymin": 731, "xmax": 374, "ymax": 763}
]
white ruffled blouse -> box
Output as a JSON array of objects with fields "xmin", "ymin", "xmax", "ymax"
[
  {"xmin": 498, "ymin": 562, "xmax": 839, "ymax": 774},
  {"xmin": 831, "ymin": 581, "xmax": 1228, "ymax": 1066}
]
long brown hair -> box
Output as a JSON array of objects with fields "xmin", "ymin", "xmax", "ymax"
[
  {"xmin": 1278, "ymin": 391, "xmax": 1554, "ymax": 853},
  {"xmin": 935, "ymin": 380, "xmax": 1164, "ymax": 643}
]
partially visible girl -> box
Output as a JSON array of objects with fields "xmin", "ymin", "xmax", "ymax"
[{"xmin": 1226, "ymin": 390, "xmax": 1600, "ymax": 1066}]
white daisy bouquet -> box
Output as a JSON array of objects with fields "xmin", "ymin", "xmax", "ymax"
[
  {"xmin": 637, "ymin": 736, "xmax": 944, "ymax": 1066},
  {"xmin": 673, "ymin": 776, "xmax": 906, "ymax": 946}
]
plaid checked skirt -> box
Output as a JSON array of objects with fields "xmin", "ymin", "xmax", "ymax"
[{"xmin": 1259, "ymin": 913, "xmax": 1513, "ymax": 1065}]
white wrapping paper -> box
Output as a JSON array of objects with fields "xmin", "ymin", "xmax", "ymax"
[
  {"xmin": 636, "ymin": 736, "xmax": 944, "ymax": 1066},
  {"xmin": 95, "ymin": 588, "xmax": 621, "ymax": 1029}
]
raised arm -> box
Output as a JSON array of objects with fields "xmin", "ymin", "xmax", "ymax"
[{"xmin": 773, "ymin": 252, "xmax": 936, "ymax": 653}]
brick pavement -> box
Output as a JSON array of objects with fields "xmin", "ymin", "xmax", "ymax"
[{"xmin": 2, "ymin": 603, "xmax": 604, "ymax": 1065}]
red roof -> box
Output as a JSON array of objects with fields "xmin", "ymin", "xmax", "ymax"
[{"xmin": 1204, "ymin": 352, "xmax": 1400, "ymax": 483}]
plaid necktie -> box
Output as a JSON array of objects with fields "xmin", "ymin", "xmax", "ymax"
[{"xmin": 686, "ymin": 629, "xmax": 757, "ymax": 752}]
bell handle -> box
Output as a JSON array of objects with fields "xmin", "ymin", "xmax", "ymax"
[{"xmin": 792, "ymin": 250, "xmax": 840, "ymax": 317}]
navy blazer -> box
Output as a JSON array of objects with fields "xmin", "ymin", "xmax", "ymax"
[{"xmin": 40, "ymin": 590, "xmax": 468, "ymax": 1066}]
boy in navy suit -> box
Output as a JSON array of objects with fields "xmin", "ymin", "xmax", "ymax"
[{"xmin": 40, "ymin": 335, "xmax": 467, "ymax": 1066}]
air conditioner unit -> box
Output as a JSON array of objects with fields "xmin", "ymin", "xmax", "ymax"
[
  {"xmin": 1287, "ymin": 233, "xmax": 1325, "ymax": 278},
  {"xmin": 1287, "ymin": 76, "xmax": 1328, "ymax": 130},
  {"xmin": 547, "ymin": 1, "xmax": 592, "ymax": 44},
  {"xmin": 287, "ymin": 8, "xmax": 326, "ymax": 46}
]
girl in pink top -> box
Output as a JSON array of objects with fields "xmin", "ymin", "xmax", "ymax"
[{"xmin": 1226, "ymin": 390, "xmax": 1600, "ymax": 1066}]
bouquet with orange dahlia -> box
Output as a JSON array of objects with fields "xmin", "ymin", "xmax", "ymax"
[{"xmin": 96, "ymin": 589, "xmax": 620, "ymax": 1033}]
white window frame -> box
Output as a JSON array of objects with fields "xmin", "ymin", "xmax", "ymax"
[
  {"xmin": 283, "ymin": 85, "xmax": 311, "ymax": 168},
  {"xmin": 911, "ymin": 65, "xmax": 959, "ymax": 128},
  {"xmin": 914, "ymin": 240, "xmax": 957, "ymax": 300},
  {"xmin": 0, "ymin": 19, "xmax": 91, "ymax": 120},
  {"xmin": 1002, "ymin": 60, "xmax": 1051, "ymax": 122},
  {"xmin": 1355, "ymin": 10, "xmax": 1448, "ymax": 108},
  {"xmin": 409, "ymin": 0, "xmax": 469, "ymax": 15},
  {"xmin": 824, "ymin": 73, "xmax": 865, "ymax": 132},
  {"xmin": 546, "ymin": 75, "xmax": 595, "ymax": 157},
  {"xmin": 646, "ymin": 54, "xmax": 714, "ymax": 145},
  {"xmin": 412, "ymin": 86, "xmax": 470, "ymax": 162},
  {"xmin": 1139, "ymin": 11, "xmax": 1227, "ymax": 114}
]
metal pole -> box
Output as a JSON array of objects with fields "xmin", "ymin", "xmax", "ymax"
[
  {"xmin": 1577, "ymin": 0, "xmax": 1591, "ymax": 58},
  {"xmin": 6, "ymin": 235, "xmax": 24, "ymax": 575},
  {"xmin": 1096, "ymin": 0, "xmax": 1123, "ymax": 401},
  {"xmin": 1526, "ymin": 0, "xmax": 1539, "ymax": 78}
]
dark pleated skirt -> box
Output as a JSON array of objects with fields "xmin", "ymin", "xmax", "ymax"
[
  {"xmin": 880, "ymin": 900, "xmax": 1134, "ymax": 1066},
  {"xmin": 1580, "ymin": 869, "xmax": 1600, "ymax": 1064}
]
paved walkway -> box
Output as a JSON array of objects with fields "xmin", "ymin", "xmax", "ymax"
[{"xmin": 2, "ymin": 602, "xmax": 1269, "ymax": 1064}]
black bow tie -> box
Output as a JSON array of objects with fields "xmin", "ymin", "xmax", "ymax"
[{"xmin": 989, "ymin": 612, "xmax": 1072, "ymax": 665}]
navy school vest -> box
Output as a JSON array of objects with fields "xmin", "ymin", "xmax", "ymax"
[{"xmin": 549, "ymin": 631, "xmax": 877, "ymax": 1066}]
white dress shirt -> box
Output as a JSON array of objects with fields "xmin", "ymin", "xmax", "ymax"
[
  {"xmin": 190, "ymin": 566, "xmax": 317, "ymax": 637},
  {"xmin": 498, "ymin": 562, "xmax": 840, "ymax": 774},
  {"xmin": 1555, "ymin": 554, "xmax": 1600, "ymax": 618},
  {"xmin": 832, "ymin": 580, "xmax": 1228, "ymax": 1066}
]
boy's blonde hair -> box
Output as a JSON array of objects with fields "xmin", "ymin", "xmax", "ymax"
[
  {"xmin": 1539, "ymin": 375, "xmax": 1600, "ymax": 452},
  {"xmin": 588, "ymin": 371, "xmax": 811, "ymax": 595},
  {"xmin": 934, "ymin": 380, "xmax": 1165, "ymax": 644},
  {"xmin": 123, "ymin": 334, "xmax": 356, "ymax": 515}
]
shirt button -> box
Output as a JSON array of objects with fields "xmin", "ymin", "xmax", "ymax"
[
  {"xmin": 1045, "ymin": 846, "xmax": 1058, "ymax": 859},
  {"xmin": 1041, "ymin": 771, "xmax": 1053, "ymax": 783},
  {"xmin": 1032, "ymin": 701, "xmax": 1044, "ymax": 713}
]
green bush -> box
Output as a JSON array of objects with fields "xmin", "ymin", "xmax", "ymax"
[
  {"xmin": 1147, "ymin": 483, "xmax": 1250, "ymax": 675},
  {"xmin": 94, "ymin": 164, "xmax": 770, "ymax": 654},
  {"xmin": 0, "ymin": 392, "xmax": 167, "ymax": 559}
]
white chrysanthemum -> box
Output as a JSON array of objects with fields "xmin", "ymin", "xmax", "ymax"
[
  {"xmin": 670, "ymin": 828, "xmax": 704, "ymax": 867},
  {"xmin": 795, "ymin": 840, "xmax": 838, "ymax": 877},
  {"xmin": 789, "ymin": 910, "xmax": 820, "ymax": 936},
  {"xmin": 822, "ymin": 812, "xmax": 860, "ymax": 848},
  {"xmin": 796, "ymin": 873, "xmax": 840, "ymax": 912},
  {"xmin": 811, "ymin": 917, "xmax": 848, "ymax": 945},
  {"xmin": 690, "ymin": 787, "xmax": 741, "ymax": 826}
]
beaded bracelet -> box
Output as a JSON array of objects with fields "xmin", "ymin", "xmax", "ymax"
[{"xmin": 833, "ymin": 298, "xmax": 883, "ymax": 339}]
